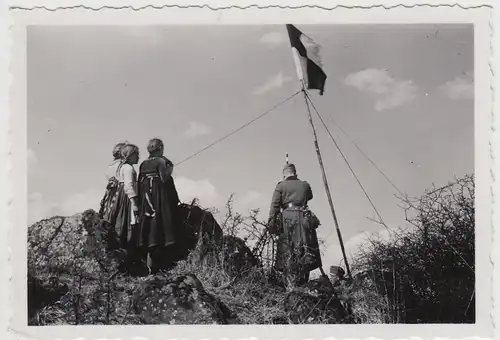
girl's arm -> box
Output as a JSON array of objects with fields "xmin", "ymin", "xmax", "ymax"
[
  {"xmin": 122, "ymin": 164, "xmax": 138, "ymax": 198},
  {"xmin": 158, "ymin": 157, "xmax": 174, "ymax": 183},
  {"xmin": 305, "ymin": 181, "xmax": 313, "ymax": 201}
]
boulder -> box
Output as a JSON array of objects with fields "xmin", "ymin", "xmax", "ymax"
[
  {"xmin": 28, "ymin": 209, "xmax": 238, "ymax": 325},
  {"xmin": 176, "ymin": 202, "xmax": 223, "ymax": 257},
  {"xmin": 132, "ymin": 273, "xmax": 239, "ymax": 324},
  {"xmin": 28, "ymin": 274, "xmax": 69, "ymax": 322},
  {"xmin": 28, "ymin": 210, "xmax": 124, "ymax": 278},
  {"xmin": 221, "ymin": 235, "xmax": 259, "ymax": 277},
  {"xmin": 28, "ymin": 210, "xmax": 128, "ymax": 325},
  {"xmin": 284, "ymin": 275, "xmax": 351, "ymax": 324},
  {"xmin": 33, "ymin": 271, "xmax": 239, "ymax": 325}
]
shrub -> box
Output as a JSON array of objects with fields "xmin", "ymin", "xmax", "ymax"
[{"xmin": 350, "ymin": 174, "xmax": 475, "ymax": 323}]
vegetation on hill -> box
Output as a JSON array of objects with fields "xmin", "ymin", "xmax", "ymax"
[
  {"xmin": 350, "ymin": 173, "xmax": 475, "ymax": 323},
  {"xmin": 28, "ymin": 174, "xmax": 475, "ymax": 325}
]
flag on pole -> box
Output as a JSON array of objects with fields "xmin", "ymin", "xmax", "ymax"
[{"xmin": 286, "ymin": 24, "xmax": 327, "ymax": 95}]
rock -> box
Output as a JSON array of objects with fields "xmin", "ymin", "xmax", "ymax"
[
  {"xmin": 284, "ymin": 276, "xmax": 351, "ymax": 324},
  {"xmin": 221, "ymin": 235, "xmax": 259, "ymax": 277},
  {"xmin": 28, "ymin": 274, "xmax": 69, "ymax": 324},
  {"xmin": 27, "ymin": 206, "xmax": 243, "ymax": 325},
  {"xmin": 176, "ymin": 202, "xmax": 224, "ymax": 258},
  {"xmin": 34, "ymin": 271, "xmax": 239, "ymax": 325},
  {"xmin": 27, "ymin": 210, "xmax": 128, "ymax": 325},
  {"xmin": 131, "ymin": 273, "xmax": 239, "ymax": 324},
  {"xmin": 28, "ymin": 210, "xmax": 123, "ymax": 278}
]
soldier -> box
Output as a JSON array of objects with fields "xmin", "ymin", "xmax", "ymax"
[{"xmin": 268, "ymin": 163, "xmax": 322, "ymax": 290}]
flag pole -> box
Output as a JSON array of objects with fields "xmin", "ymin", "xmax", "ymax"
[{"xmin": 300, "ymin": 83, "xmax": 352, "ymax": 280}]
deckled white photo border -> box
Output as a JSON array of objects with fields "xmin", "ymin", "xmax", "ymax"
[{"xmin": 4, "ymin": 2, "xmax": 495, "ymax": 340}]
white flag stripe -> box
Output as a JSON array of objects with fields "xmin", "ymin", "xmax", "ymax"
[
  {"xmin": 286, "ymin": 24, "xmax": 326, "ymax": 94},
  {"xmin": 291, "ymin": 46, "xmax": 305, "ymax": 82},
  {"xmin": 299, "ymin": 34, "xmax": 323, "ymax": 68}
]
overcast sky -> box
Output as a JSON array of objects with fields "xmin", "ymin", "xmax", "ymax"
[{"xmin": 27, "ymin": 24, "xmax": 474, "ymax": 271}]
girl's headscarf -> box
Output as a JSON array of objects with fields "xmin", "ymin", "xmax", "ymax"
[
  {"xmin": 116, "ymin": 143, "xmax": 140, "ymax": 177},
  {"xmin": 112, "ymin": 142, "xmax": 127, "ymax": 160},
  {"xmin": 120, "ymin": 144, "xmax": 139, "ymax": 164}
]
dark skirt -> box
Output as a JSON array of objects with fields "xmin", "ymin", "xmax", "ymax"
[
  {"xmin": 137, "ymin": 174, "xmax": 176, "ymax": 249},
  {"xmin": 98, "ymin": 177, "xmax": 120, "ymax": 223},
  {"xmin": 113, "ymin": 183, "xmax": 137, "ymax": 249},
  {"xmin": 275, "ymin": 208, "xmax": 322, "ymax": 274}
]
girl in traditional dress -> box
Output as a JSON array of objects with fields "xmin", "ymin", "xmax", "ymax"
[
  {"xmin": 137, "ymin": 138, "xmax": 180, "ymax": 274},
  {"xmin": 98, "ymin": 142, "xmax": 126, "ymax": 223},
  {"xmin": 114, "ymin": 144, "xmax": 140, "ymax": 250}
]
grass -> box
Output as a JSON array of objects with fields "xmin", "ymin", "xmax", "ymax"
[{"xmin": 31, "ymin": 174, "xmax": 475, "ymax": 325}]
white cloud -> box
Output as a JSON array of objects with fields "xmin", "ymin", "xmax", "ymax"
[
  {"xmin": 259, "ymin": 31, "xmax": 287, "ymax": 47},
  {"xmin": 344, "ymin": 68, "xmax": 418, "ymax": 111},
  {"xmin": 252, "ymin": 72, "xmax": 293, "ymax": 96},
  {"xmin": 28, "ymin": 192, "xmax": 59, "ymax": 225},
  {"xmin": 240, "ymin": 190, "xmax": 262, "ymax": 205},
  {"xmin": 344, "ymin": 229, "xmax": 393, "ymax": 257},
  {"xmin": 184, "ymin": 121, "xmax": 213, "ymax": 139},
  {"xmin": 318, "ymin": 227, "xmax": 399, "ymax": 274},
  {"xmin": 174, "ymin": 176, "xmax": 218, "ymax": 206},
  {"xmin": 28, "ymin": 189, "xmax": 103, "ymax": 225},
  {"xmin": 234, "ymin": 190, "xmax": 264, "ymax": 214},
  {"xmin": 28, "ymin": 177, "xmax": 219, "ymax": 225},
  {"xmin": 439, "ymin": 73, "xmax": 474, "ymax": 100},
  {"xmin": 58, "ymin": 189, "xmax": 102, "ymax": 216}
]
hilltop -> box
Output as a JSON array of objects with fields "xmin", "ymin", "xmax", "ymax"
[
  {"xmin": 27, "ymin": 174, "xmax": 475, "ymax": 325},
  {"xmin": 28, "ymin": 201, "xmax": 351, "ymax": 325}
]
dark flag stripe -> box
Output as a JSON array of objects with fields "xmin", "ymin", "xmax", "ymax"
[
  {"xmin": 286, "ymin": 24, "xmax": 327, "ymax": 95},
  {"xmin": 286, "ymin": 24, "xmax": 307, "ymax": 57},
  {"xmin": 306, "ymin": 58, "xmax": 327, "ymax": 95}
]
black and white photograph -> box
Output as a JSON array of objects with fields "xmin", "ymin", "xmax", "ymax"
[{"xmin": 7, "ymin": 4, "xmax": 494, "ymax": 338}]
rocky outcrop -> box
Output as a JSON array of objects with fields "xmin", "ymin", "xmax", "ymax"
[
  {"xmin": 28, "ymin": 274, "xmax": 69, "ymax": 321},
  {"xmin": 284, "ymin": 275, "xmax": 351, "ymax": 324},
  {"xmin": 132, "ymin": 273, "xmax": 239, "ymax": 324},
  {"xmin": 176, "ymin": 202, "xmax": 224, "ymax": 258},
  {"xmin": 28, "ymin": 210, "xmax": 124, "ymax": 325},
  {"xmin": 28, "ymin": 206, "xmax": 351, "ymax": 325},
  {"xmin": 28, "ymin": 208, "xmax": 235, "ymax": 325},
  {"xmin": 33, "ymin": 271, "xmax": 238, "ymax": 325},
  {"xmin": 221, "ymin": 235, "xmax": 259, "ymax": 277},
  {"xmin": 28, "ymin": 210, "xmax": 125, "ymax": 277}
]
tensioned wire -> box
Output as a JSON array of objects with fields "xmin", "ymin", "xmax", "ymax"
[
  {"xmin": 174, "ymin": 90, "xmax": 302, "ymax": 167},
  {"xmin": 173, "ymin": 87, "xmax": 473, "ymax": 273}
]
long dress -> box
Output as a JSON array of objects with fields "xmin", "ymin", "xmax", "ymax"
[
  {"xmin": 137, "ymin": 156, "xmax": 177, "ymax": 251},
  {"xmin": 113, "ymin": 163, "xmax": 138, "ymax": 249}
]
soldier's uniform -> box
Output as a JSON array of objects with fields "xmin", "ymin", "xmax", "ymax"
[{"xmin": 268, "ymin": 164, "xmax": 322, "ymax": 289}]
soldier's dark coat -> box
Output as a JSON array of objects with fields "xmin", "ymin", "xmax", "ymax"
[
  {"xmin": 268, "ymin": 176, "xmax": 313, "ymax": 219},
  {"xmin": 268, "ymin": 176, "xmax": 322, "ymax": 281}
]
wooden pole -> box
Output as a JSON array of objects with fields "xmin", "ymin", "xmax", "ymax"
[{"xmin": 301, "ymin": 87, "xmax": 352, "ymax": 280}]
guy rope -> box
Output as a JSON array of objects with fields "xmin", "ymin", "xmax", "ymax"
[{"xmin": 171, "ymin": 24, "xmax": 474, "ymax": 282}]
